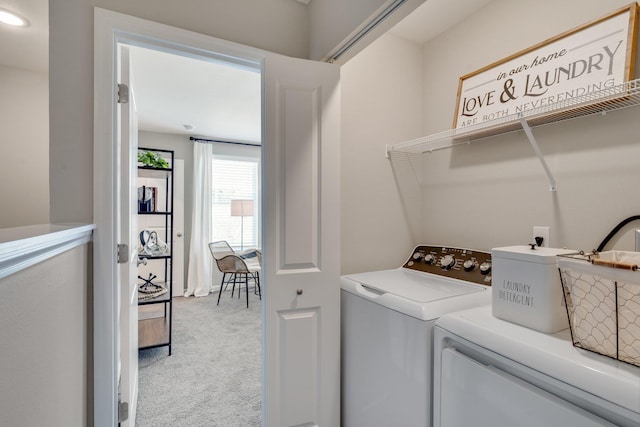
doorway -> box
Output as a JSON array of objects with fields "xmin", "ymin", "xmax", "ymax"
[
  {"xmin": 95, "ymin": 9, "xmax": 342, "ymax": 427},
  {"xmin": 93, "ymin": 11, "xmax": 268, "ymax": 424},
  {"xmin": 125, "ymin": 43, "xmax": 263, "ymax": 425}
]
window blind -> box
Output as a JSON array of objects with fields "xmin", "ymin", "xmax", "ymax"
[{"xmin": 211, "ymin": 157, "xmax": 259, "ymax": 250}]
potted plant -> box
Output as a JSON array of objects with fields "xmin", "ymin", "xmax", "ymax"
[{"xmin": 138, "ymin": 150, "xmax": 170, "ymax": 168}]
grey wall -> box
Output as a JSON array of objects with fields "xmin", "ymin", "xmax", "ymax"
[
  {"xmin": 49, "ymin": 0, "xmax": 309, "ymax": 224},
  {"xmin": 309, "ymin": 0, "xmax": 390, "ymax": 60},
  {"xmin": 309, "ymin": 0, "xmax": 425, "ymax": 62},
  {"xmin": 48, "ymin": 0, "xmax": 428, "ymax": 228},
  {"xmin": 0, "ymin": 65, "xmax": 49, "ymax": 228},
  {"xmin": 419, "ymin": 0, "xmax": 640, "ymax": 253},
  {"xmin": 0, "ymin": 244, "xmax": 91, "ymax": 426}
]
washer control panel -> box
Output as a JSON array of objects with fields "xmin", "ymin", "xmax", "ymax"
[{"xmin": 403, "ymin": 245, "xmax": 492, "ymax": 286}]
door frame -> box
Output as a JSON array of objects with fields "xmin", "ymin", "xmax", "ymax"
[{"xmin": 93, "ymin": 9, "xmax": 265, "ymax": 426}]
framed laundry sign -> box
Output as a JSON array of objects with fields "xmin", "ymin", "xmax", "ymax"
[{"xmin": 453, "ymin": 2, "xmax": 639, "ymax": 129}]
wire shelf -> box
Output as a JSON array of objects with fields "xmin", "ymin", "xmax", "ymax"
[{"xmin": 388, "ymin": 78, "xmax": 640, "ymax": 155}]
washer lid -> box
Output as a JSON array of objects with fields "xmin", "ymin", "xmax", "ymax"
[{"xmin": 342, "ymin": 268, "xmax": 484, "ymax": 303}]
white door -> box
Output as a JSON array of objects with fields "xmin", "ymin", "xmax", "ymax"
[
  {"xmin": 118, "ymin": 44, "xmax": 139, "ymax": 427},
  {"xmin": 263, "ymin": 53, "xmax": 341, "ymax": 426},
  {"xmin": 173, "ymin": 159, "xmax": 185, "ymax": 297}
]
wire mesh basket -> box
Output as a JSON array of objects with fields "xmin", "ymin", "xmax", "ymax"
[{"xmin": 558, "ymin": 251, "xmax": 640, "ymax": 367}]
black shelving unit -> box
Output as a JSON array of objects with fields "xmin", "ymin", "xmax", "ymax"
[{"xmin": 137, "ymin": 148, "xmax": 174, "ymax": 355}]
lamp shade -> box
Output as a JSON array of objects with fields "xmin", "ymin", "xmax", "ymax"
[{"xmin": 230, "ymin": 199, "xmax": 254, "ymax": 217}]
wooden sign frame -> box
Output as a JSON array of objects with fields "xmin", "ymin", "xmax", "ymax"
[{"xmin": 453, "ymin": 3, "xmax": 639, "ymax": 129}]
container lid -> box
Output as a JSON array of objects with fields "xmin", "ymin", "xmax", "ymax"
[{"xmin": 492, "ymin": 245, "xmax": 577, "ymax": 264}]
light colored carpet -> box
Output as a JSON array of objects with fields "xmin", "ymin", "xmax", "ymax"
[{"xmin": 136, "ymin": 291, "xmax": 262, "ymax": 426}]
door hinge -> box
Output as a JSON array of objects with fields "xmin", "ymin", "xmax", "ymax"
[
  {"xmin": 118, "ymin": 400, "xmax": 129, "ymax": 422},
  {"xmin": 117, "ymin": 244, "xmax": 129, "ymax": 264},
  {"xmin": 117, "ymin": 83, "xmax": 129, "ymax": 104}
]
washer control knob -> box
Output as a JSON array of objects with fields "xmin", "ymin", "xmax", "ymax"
[
  {"xmin": 463, "ymin": 259, "xmax": 477, "ymax": 272},
  {"xmin": 424, "ymin": 254, "xmax": 436, "ymax": 265},
  {"xmin": 479, "ymin": 262, "xmax": 492, "ymax": 275},
  {"xmin": 440, "ymin": 254, "xmax": 456, "ymax": 270},
  {"xmin": 412, "ymin": 252, "xmax": 424, "ymax": 261}
]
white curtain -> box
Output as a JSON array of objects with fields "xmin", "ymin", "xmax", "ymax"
[{"xmin": 185, "ymin": 142, "xmax": 213, "ymax": 297}]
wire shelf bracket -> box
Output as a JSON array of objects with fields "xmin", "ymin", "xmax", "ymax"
[{"xmin": 518, "ymin": 115, "xmax": 556, "ymax": 191}]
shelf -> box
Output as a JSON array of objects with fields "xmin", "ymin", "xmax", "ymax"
[
  {"xmin": 138, "ymin": 291, "xmax": 171, "ymax": 305},
  {"xmin": 138, "ymin": 317, "xmax": 169, "ymax": 349},
  {"xmin": 137, "ymin": 166, "xmax": 172, "ymax": 179},
  {"xmin": 137, "ymin": 147, "xmax": 174, "ymax": 355},
  {"xmin": 138, "ymin": 252, "xmax": 171, "ymax": 259},
  {"xmin": 137, "ymin": 211, "xmax": 172, "ymax": 215},
  {"xmin": 387, "ymin": 78, "xmax": 640, "ymax": 155},
  {"xmin": 138, "ymin": 280, "xmax": 171, "ymax": 304}
]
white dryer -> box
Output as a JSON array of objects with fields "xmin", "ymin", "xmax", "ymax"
[
  {"xmin": 341, "ymin": 245, "xmax": 493, "ymax": 427},
  {"xmin": 433, "ymin": 305, "xmax": 640, "ymax": 427}
]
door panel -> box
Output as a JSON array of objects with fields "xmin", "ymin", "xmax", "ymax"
[
  {"xmin": 279, "ymin": 309, "xmax": 319, "ymax": 425},
  {"xmin": 263, "ymin": 53, "xmax": 340, "ymax": 427},
  {"xmin": 281, "ymin": 86, "xmax": 319, "ymax": 268}
]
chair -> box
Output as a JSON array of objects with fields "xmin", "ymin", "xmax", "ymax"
[
  {"xmin": 209, "ymin": 241, "xmax": 261, "ymax": 308},
  {"xmin": 208, "ymin": 240, "xmax": 236, "ymax": 292}
]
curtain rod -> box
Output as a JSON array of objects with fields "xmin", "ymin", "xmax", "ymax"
[{"xmin": 189, "ymin": 136, "xmax": 260, "ymax": 147}]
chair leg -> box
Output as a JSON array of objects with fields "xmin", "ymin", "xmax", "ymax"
[
  {"xmin": 256, "ymin": 272, "xmax": 261, "ymax": 300},
  {"xmin": 250, "ymin": 272, "xmax": 261, "ymax": 297},
  {"xmin": 231, "ymin": 274, "xmax": 237, "ymax": 298},
  {"xmin": 217, "ymin": 272, "xmax": 227, "ymax": 306},
  {"xmin": 222, "ymin": 273, "xmax": 232, "ymax": 291},
  {"xmin": 237, "ymin": 273, "xmax": 241, "ymax": 299},
  {"xmin": 245, "ymin": 273, "xmax": 249, "ymax": 308},
  {"xmin": 252, "ymin": 272, "xmax": 258, "ymax": 295}
]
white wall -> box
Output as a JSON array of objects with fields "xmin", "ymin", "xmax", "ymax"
[
  {"xmin": 0, "ymin": 65, "xmax": 49, "ymax": 228},
  {"xmin": 138, "ymin": 131, "xmax": 192, "ymax": 288},
  {"xmin": 340, "ymin": 0, "xmax": 640, "ymax": 272},
  {"xmin": 340, "ymin": 33, "xmax": 424, "ymax": 274},
  {"xmin": 138, "ymin": 132, "xmax": 262, "ymax": 291},
  {"xmin": 419, "ymin": 0, "xmax": 640, "ymax": 252}
]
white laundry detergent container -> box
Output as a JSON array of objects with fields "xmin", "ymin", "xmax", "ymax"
[{"xmin": 492, "ymin": 245, "xmax": 576, "ymax": 333}]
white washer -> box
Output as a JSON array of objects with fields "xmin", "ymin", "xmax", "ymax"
[
  {"xmin": 433, "ymin": 305, "xmax": 640, "ymax": 427},
  {"xmin": 341, "ymin": 245, "xmax": 493, "ymax": 427}
]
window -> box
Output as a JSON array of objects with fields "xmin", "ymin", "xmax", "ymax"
[{"xmin": 211, "ymin": 155, "xmax": 260, "ymax": 250}]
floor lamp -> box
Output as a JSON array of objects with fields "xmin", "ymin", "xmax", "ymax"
[{"xmin": 230, "ymin": 199, "xmax": 254, "ymax": 250}]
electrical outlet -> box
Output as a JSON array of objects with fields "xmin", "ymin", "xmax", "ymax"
[{"xmin": 533, "ymin": 226, "xmax": 550, "ymax": 248}]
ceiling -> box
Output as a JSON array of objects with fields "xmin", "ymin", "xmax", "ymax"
[
  {"xmin": 0, "ymin": 0, "xmax": 493, "ymax": 142},
  {"xmin": 128, "ymin": 46, "xmax": 262, "ymax": 143}
]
